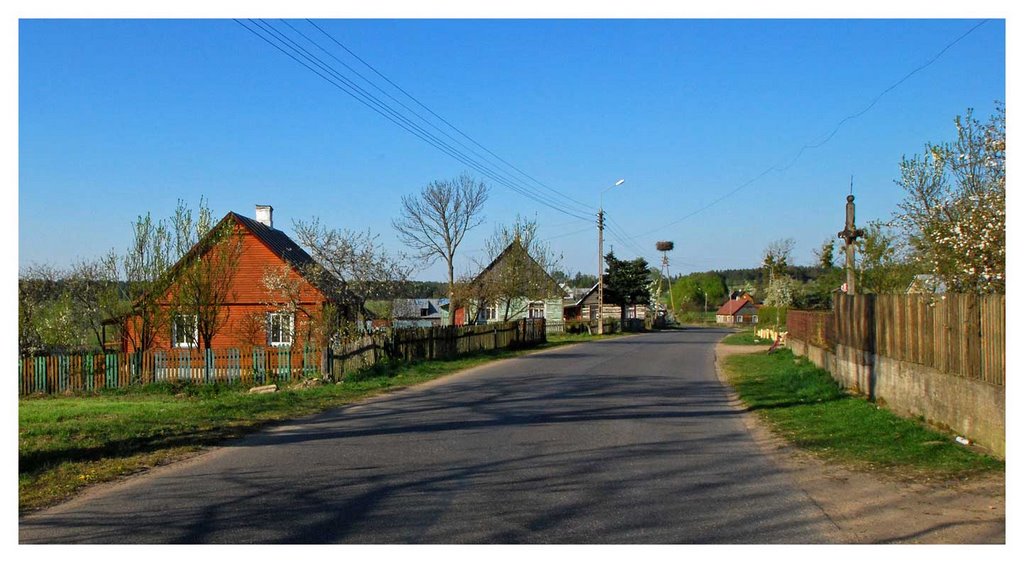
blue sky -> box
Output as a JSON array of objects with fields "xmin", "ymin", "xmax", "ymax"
[{"xmin": 19, "ymin": 18, "xmax": 1005, "ymax": 281}]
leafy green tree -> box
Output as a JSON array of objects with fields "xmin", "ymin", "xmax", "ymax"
[
  {"xmin": 763, "ymin": 275, "xmax": 796, "ymax": 331},
  {"xmin": 798, "ymin": 238, "xmax": 844, "ymax": 309},
  {"xmin": 856, "ymin": 221, "xmax": 918, "ymax": 294},
  {"xmin": 894, "ymin": 104, "xmax": 1004, "ymax": 293},
  {"xmin": 104, "ymin": 210, "xmax": 175, "ymax": 352},
  {"xmin": 604, "ymin": 252, "xmax": 652, "ymax": 325},
  {"xmin": 572, "ymin": 272, "xmax": 598, "ymax": 288}
]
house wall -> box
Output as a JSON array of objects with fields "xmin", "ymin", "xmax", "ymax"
[
  {"xmin": 581, "ymin": 304, "xmax": 626, "ymax": 319},
  {"xmin": 122, "ymin": 222, "xmax": 329, "ymax": 351},
  {"xmin": 716, "ymin": 303, "xmax": 758, "ymax": 325},
  {"xmin": 467, "ymin": 297, "xmax": 562, "ymax": 325}
]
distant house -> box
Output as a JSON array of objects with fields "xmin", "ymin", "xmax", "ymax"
[
  {"xmin": 462, "ymin": 239, "xmax": 565, "ymax": 331},
  {"xmin": 564, "ymin": 281, "xmax": 647, "ymax": 322},
  {"xmin": 391, "ymin": 298, "xmax": 448, "ymax": 328},
  {"xmin": 715, "ymin": 296, "xmax": 759, "ymax": 325},
  {"xmin": 108, "ymin": 205, "xmax": 354, "ymax": 352}
]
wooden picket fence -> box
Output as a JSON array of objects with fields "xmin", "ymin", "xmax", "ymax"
[
  {"xmin": 787, "ymin": 293, "xmax": 1005, "ymax": 385},
  {"xmin": 18, "ymin": 345, "xmax": 324, "ymax": 395},
  {"xmin": 18, "ymin": 319, "xmax": 547, "ymax": 396}
]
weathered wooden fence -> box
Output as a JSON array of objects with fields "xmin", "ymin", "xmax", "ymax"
[
  {"xmin": 19, "ymin": 319, "xmax": 547, "ymax": 395},
  {"xmin": 787, "ymin": 294, "xmax": 1005, "ymax": 385},
  {"xmin": 329, "ymin": 318, "xmax": 545, "ymax": 377}
]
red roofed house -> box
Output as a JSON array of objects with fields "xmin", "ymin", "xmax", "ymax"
[
  {"xmin": 110, "ymin": 205, "xmax": 355, "ymax": 353},
  {"xmin": 715, "ymin": 296, "xmax": 760, "ymax": 325}
]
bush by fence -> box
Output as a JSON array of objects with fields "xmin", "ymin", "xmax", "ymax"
[
  {"xmin": 19, "ymin": 319, "xmax": 546, "ymax": 396},
  {"xmin": 756, "ymin": 306, "xmax": 787, "ymax": 330},
  {"xmin": 787, "ymin": 294, "xmax": 1004, "ymax": 385}
]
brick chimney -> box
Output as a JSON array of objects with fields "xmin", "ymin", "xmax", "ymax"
[{"xmin": 255, "ymin": 205, "xmax": 273, "ymax": 228}]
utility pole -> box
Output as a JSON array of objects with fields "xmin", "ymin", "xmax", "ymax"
[
  {"xmin": 837, "ymin": 193, "xmax": 865, "ymax": 294},
  {"xmin": 597, "ymin": 179, "xmax": 625, "ymax": 335},
  {"xmin": 656, "ymin": 241, "xmax": 675, "ymax": 322},
  {"xmin": 597, "ymin": 208, "xmax": 605, "ymax": 334}
]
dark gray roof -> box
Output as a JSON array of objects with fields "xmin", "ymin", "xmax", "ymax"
[
  {"xmin": 392, "ymin": 298, "xmax": 444, "ymax": 319},
  {"xmin": 230, "ymin": 212, "xmax": 318, "ymax": 270}
]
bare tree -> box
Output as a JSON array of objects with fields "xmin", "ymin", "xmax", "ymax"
[
  {"xmin": 260, "ymin": 264, "xmax": 342, "ymax": 348},
  {"xmin": 392, "ymin": 173, "xmax": 489, "ymax": 318},
  {"xmin": 293, "ymin": 218, "xmax": 412, "ymax": 326},
  {"xmin": 469, "ymin": 216, "xmax": 562, "ymax": 322}
]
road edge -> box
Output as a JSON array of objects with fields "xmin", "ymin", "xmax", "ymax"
[{"xmin": 713, "ymin": 342, "xmax": 1005, "ymax": 544}]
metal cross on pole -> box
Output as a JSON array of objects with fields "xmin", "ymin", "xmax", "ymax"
[{"xmin": 837, "ymin": 194, "xmax": 865, "ymax": 294}]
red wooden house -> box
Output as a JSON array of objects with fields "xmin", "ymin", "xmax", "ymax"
[
  {"xmin": 715, "ymin": 296, "xmax": 760, "ymax": 325},
  {"xmin": 110, "ymin": 206, "xmax": 353, "ymax": 353}
]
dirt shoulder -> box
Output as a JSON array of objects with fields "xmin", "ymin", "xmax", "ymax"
[{"xmin": 714, "ymin": 343, "xmax": 1005, "ymax": 544}]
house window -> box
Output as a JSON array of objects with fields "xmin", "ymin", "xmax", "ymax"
[
  {"xmin": 267, "ymin": 312, "xmax": 294, "ymax": 347},
  {"xmin": 736, "ymin": 315, "xmax": 743, "ymax": 323},
  {"xmin": 478, "ymin": 303, "xmax": 497, "ymax": 321},
  {"xmin": 528, "ymin": 301, "xmax": 545, "ymax": 319},
  {"xmin": 752, "ymin": 314, "xmax": 758, "ymax": 324},
  {"xmin": 420, "ymin": 307, "xmax": 430, "ymax": 317},
  {"xmin": 172, "ymin": 314, "xmax": 198, "ymax": 348}
]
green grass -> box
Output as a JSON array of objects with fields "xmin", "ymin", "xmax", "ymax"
[
  {"xmin": 720, "ymin": 330, "xmax": 774, "ymax": 345},
  {"xmin": 19, "ymin": 333, "xmax": 623, "ymax": 513},
  {"xmin": 723, "ymin": 349, "xmax": 1003, "ymax": 478}
]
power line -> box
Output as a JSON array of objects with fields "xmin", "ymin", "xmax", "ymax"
[
  {"xmin": 771, "ymin": 18, "xmax": 990, "ymax": 174},
  {"xmin": 542, "ymin": 223, "xmax": 595, "ymax": 242},
  {"xmin": 304, "ymin": 19, "xmax": 597, "ymax": 213},
  {"xmin": 606, "ymin": 216, "xmax": 650, "ymax": 258},
  {"xmin": 246, "ymin": 19, "xmax": 590, "ymax": 220},
  {"xmin": 235, "ymin": 19, "xmax": 594, "ymax": 222},
  {"xmin": 630, "ymin": 19, "xmax": 991, "ymax": 240},
  {"xmin": 283, "ymin": 19, "xmax": 593, "ymax": 215}
]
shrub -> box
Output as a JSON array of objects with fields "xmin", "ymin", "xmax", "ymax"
[{"xmin": 757, "ymin": 306, "xmax": 787, "ymax": 331}]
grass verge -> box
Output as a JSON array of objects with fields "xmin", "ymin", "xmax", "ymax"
[
  {"xmin": 720, "ymin": 330, "xmax": 774, "ymax": 345},
  {"xmin": 722, "ymin": 348, "xmax": 1002, "ymax": 478},
  {"xmin": 19, "ymin": 332, "xmax": 621, "ymax": 513}
]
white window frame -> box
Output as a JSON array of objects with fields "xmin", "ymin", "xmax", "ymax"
[
  {"xmin": 172, "ymin": 314, "xmax": 198, "ymax": 348},
  {"xmin": 528, "ymin": 301, "xmax": 545, "ymax": 319},
  {"xmin": 267, "ymin": 312, "xmax": 294, "ymax": 347},
  {"xmin": 736, "ymin": 315, "xmax": 744, "ymax": 323}
]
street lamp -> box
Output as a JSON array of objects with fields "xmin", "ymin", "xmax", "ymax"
[{"xmin": 597, "ymin": 179, "xmax": 625, "ymax": 335}]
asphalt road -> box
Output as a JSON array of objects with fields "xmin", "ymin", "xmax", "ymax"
[{"xmin": 21, "ymin": 328, "xmax": 836, "ymax": 544}]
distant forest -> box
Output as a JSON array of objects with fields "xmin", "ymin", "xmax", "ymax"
[{"xmin": 707, "ymin": 265, "xmax": 833, "ymax": 292}]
